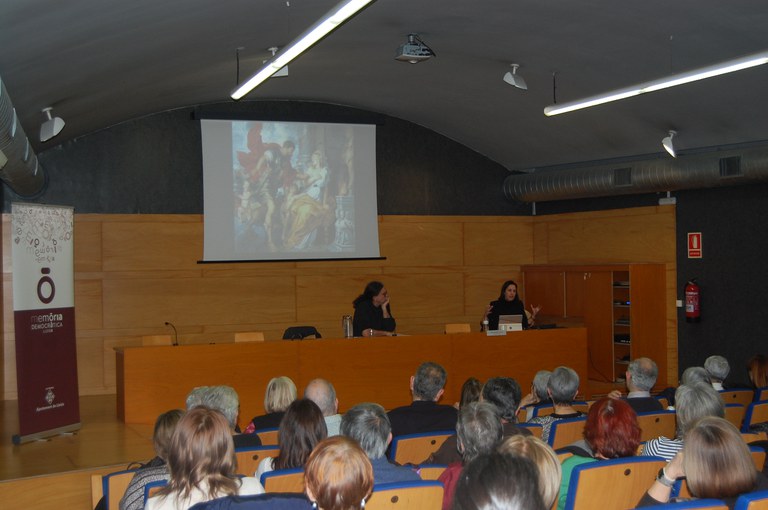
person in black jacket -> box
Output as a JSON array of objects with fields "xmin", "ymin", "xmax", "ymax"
[{"xmin": 352, "ymin": 281, "xmax": 396, "ymax": 337}]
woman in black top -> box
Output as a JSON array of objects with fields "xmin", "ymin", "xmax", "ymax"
[
  {"xmin": 483, "ymin": 280, "xmax": 538, "ymax": 330},
  {"xmin": 352, "ymin": 281, "xmax": 396, "ymax": 337}
]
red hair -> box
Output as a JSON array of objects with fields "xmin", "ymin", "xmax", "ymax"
[{"xmin": 584, "ymin": 398, "xmax": 640, "ymax": 458}]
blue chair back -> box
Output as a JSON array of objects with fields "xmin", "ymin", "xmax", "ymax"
[{"xmin": 734, "ymin": 489, "xmax": 768, "ymax": 510}]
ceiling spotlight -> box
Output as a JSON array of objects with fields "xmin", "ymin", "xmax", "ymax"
[
  {"xmin": 395, "ymin": 33, "xmax": 435, "ymax": 64},
  {"xmin": 662, "ymin": 130, "xmax": 677, "ymax": 158},
  {"xmin": 40, "ymin": 107, "xmax": 65, "ymax": 142},
  {"xmin": 503, "ymin": 64, "xmax": 528, "ymax": 90}
]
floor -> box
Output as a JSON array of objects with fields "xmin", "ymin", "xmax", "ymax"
[{"xmin": 0, "ymin": 395, "xmax": 154, "ymax": 481}]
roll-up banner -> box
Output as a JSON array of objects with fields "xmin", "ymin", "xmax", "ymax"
[{"xmin": 11, "ymin": 203, "xmax": 80, "ymax": 444}]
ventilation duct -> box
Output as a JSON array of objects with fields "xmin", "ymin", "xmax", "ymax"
[
  {"xmin": 503, "ymin": 146, "xmax": 768, "ymax": 203},
  {"xmin": 0, "ymin": 76, "xmax": 46, "ymax": 198}
]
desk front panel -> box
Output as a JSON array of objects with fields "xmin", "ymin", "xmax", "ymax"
[{"xmin": 117, "ymin": 328, "xmax": 587, "ymax": 425}]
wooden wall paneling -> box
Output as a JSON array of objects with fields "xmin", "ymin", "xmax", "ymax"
[
  {"xmin": 101, "ymin": 275, "xmax": 296, "ymax": 329},
  {"xmin": 522, "ymin": 269, "xmax": 565, "ymax": 317},
  {"xmin": 564, "ymin": 270, "xmax": 588, "ymax": 318},
  {"xmin": 74, "ymin": 279, "xmax": 103, "ymax": 330},
  {"xmin": 532, "ymin": 221, "xmax": 549, "ymax": 263},
  {"xmin": 541, "ymin": 206, "xmax": 675, "ymax": 264},
  {"xmin": 77, "ymin": 336, "xmax": 106, "ymax": 394},
  {"xmin": 101, "ymin": 216, "xmax": 203, "ymax": 271},
  {"xmin": 382, "ymin": 272, "xmax": 465, "ymax": 321},
  {"xmin": 379, "ymin": 219, "xmax": 465, "ymax": 266},
  {"xmin": 465, "ymin": 268, "xmax": 523, "ymax": 322},
  {"xmin": 583, "ymin": 271, "xmax": 615, "ymax": 381},
  {"xmin": 629, "ymin": 265, "xmax": 668, "ymax": 383},
  {"xmin": 296, "ymin": 274, "xmax": 375, "ymax": 323},
  {"xmin": 463, "ymin": 219, "xmax": 534, "ymax": 267},
  {"xmin": 73, "ymin": 219, "xmax": 103, "ymax": 273}
]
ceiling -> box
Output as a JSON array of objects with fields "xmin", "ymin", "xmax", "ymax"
[{"xmin": 2, "ymin": 0, "xmax": 768, "ymax": 173}]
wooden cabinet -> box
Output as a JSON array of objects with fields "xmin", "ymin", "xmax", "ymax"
[{"xmin": 523, "ymin": 264, "xmax": 666, "ymax": 383}]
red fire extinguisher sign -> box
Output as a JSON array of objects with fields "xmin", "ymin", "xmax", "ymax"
[{"xmin": 688, "ymin": 232, "xmax": 702, "ymax": 258}]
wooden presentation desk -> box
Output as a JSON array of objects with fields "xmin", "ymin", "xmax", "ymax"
[{"xmin": 116, "ymin": 328, "xmax": 587, "ymax": 426}]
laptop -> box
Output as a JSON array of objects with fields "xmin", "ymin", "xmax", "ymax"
[{"xmin": 497, "ymin": 314, "xmax": 523, "ymax": 332}]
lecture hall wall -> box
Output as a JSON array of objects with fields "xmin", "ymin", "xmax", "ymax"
[{"xmin": 1, "ymin": 101, "xmax": 681, "ymax": 400}]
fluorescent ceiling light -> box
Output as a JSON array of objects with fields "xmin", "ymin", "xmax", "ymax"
[
  {"xmin": 544, "ymin": 50, "xmax": 768, "ymax": 116},
  {"xmin": 231, "ymin": 0, "xmax": 375, "ymax": 100}
]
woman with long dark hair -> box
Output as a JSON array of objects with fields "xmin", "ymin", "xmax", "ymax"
[
  {"xmin": 254, "ymin": 398, "xmax": 327, "ymax": 478},
  {"xmin": 352, "ymin": 281, "xmax": 396, "ymax": 337},
  {"xmin": 482, "ymin": 280, "xmax": 538, "ymax": 330}
]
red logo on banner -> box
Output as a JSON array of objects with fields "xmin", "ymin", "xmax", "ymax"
[{"xmin": 688, "ymin": 232, "xmax": 702, "ymax": 258}]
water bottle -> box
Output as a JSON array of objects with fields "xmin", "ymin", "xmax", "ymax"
[
  {"xmin": 481, "ymin": 319, "xmax": 489, "ymax": 332},
  {"xmin": 342, "ymin": 315, "xmax": 353, "ymax": 338}
]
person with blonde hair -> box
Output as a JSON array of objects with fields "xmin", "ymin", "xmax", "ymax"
[
  {"xmin": 304, "ymin": 436, "xmax": 374, "ymax": 510},
  {"xmin": 146, "ymin": 407, "xmax": 264, "ymax": 510},
  {"xmin": 638, "ymin": 417, "xmax": 768, "ymax": 508},
  {"xmin": 498, "ymin": 435, "xmax": 562, "ymax": 509},
  {"xmin": 244, "ymin": 376, "xmax": 297, "ymax": 433}
]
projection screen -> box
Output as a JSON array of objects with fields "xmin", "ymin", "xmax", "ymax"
[{"xmin": 201, "ymin": 119, "xmax": 380, "ymax": 262}]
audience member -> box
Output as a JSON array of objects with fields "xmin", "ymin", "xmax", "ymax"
[
  {"xmin": 527, "ymin": 366, "xmax": 585, "ymax": 442},
  {"xmin": 244, "ymin": 376, "xmax": 297, "ymax": 433},
  {"xmin": 201, "ymin": 385, "xmax": 262, "ymax": 447},
  {"xmin": 452, "ymin": 452, "xmax": 546, "ymax": 510},
  {"xmin": 425, "ymin": 376, "xmax": 531, "ymax": 465},
  {"xmin": 340, "ymin": 403, "xmax": 420, "ymax": 484},
  {"xmin": 705, "ymin": 355, "xmax": 731, "ymax": 390},
  {"xmin": 387, "ymin": 362, "xmax": 457, "ymax": 438},
  {"xmin": 608, "ymin": 357, "xmax": 664, "ymax": 413},
  {"xmin": 352, "ymin": 280, "xmax": 396, "ymax": 337},
  {"xmin": 642, "ymin": 382, "xmax": 724, "ymax": 461},
  {"xmin": 438, "ymin": 402, "xmax": 503, "ymax": 510},
  {"xmin": 681, "ymin": 366, "xmax": 712, "ymax": 386},
  {"xmin": 304, "ymin": 436, "xmax": 374, "ymax": 510},
  {"xmin": 119, "ymin": 409, "xmax": 183, "ymax": 510},
  {"xmin": 556, "ymin": 397, "xmax": 640, "ymax": 510},
  {"xmin": 518, "ymin": 370, "xmax": 552, "ymax": 422},
  {"xmin": 454, "ymin": 376, "xmax": 482, "ymax": 410},
  {"xmin": 304, "ymin": 378, "xmax": 342, "ymax": 436},
  {"xmin": 255, "ymin": 398, "xmax": 327, "ymax": 479},
  {"xmin": 747, "ymin": 354, "xmax": 768, "ymax": 388},
  {"xmin": 637, "ymin": 417, "xmax": 768, "ymax": 508},
  {"xmin": 146, "ymin": 407, "xmax": 264, "ymax": 510},
  {"xmin": 498, "ymin": 435, "xmax": 562, "ymax": 509}
]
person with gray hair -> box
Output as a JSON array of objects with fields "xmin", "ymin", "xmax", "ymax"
[
  {"xmin": 341, "ymin": 403, "xmax": 420, "ymax": 484},
  {"xmin": 642, "ymin": 381, "xmax": 725, "ymax": 460},
  {"xmin": 304, "ymin": 378, "xmax": 342, "ymax": 436},
  {"xmin": 438, "ymin": 402, "xmax": 504, "ymax": 510},
  {"xmin": 518, "ymin": 370, "xmax": 552, "ymax": 422},
  {"xmin": 526, "ymin": 366, "xmax": 585, "ymax": 443},
  {"xmin": 608, "ymin": 357, "xmax": 664, "ymax": 413},
  {"xmin": 681, "ymin": 366, "xmax": 711, "ymax": 386},
  {"xmin": 704, "ymin": 355, "xmax": 730, "ymax": 390},
  {"xmin": 387, "ymin": 361, "xmax": 458, "ymax": 438},
  {"xmin": 425, "ymin": 377, "xmax": 532, "ymax": 465},
  {"xmin": 186, "ymin": 385, "xmax": 262, "ymax": 448}
]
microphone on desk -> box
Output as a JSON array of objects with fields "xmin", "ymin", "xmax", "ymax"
[{"xmin": 165, "ymin": 321, "xmax": 179, "ymax": 346}]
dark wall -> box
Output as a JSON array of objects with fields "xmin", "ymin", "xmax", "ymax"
[
  {"xmin": 674, "ymin": 183, "xmax": 768, "ymax": 388},
  {"xmin": 3, "ymin": 101, "xmax": 527, "ymax": 216}
]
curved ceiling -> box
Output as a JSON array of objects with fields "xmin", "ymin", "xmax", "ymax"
[{"xmin": 2, "ymin": 0, "xmax": 768, "ymax": 172}]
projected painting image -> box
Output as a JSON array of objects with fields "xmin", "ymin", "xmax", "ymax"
[{"xmin": 232, "ymin": 121, "xmax": 356, "ymax": 255}]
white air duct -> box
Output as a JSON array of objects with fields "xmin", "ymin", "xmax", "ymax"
[
  {"xmin": 503, "ymin": 145, "xmax": 768, "ymax": 203},
  {"xmin": 0, "ymin": 76, "xmax": 46, "ymax": 197}
]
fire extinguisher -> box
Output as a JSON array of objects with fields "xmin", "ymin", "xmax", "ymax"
[{"xmin": 684, "ymin": 278, "xmax": 701, "ymax": 323}]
